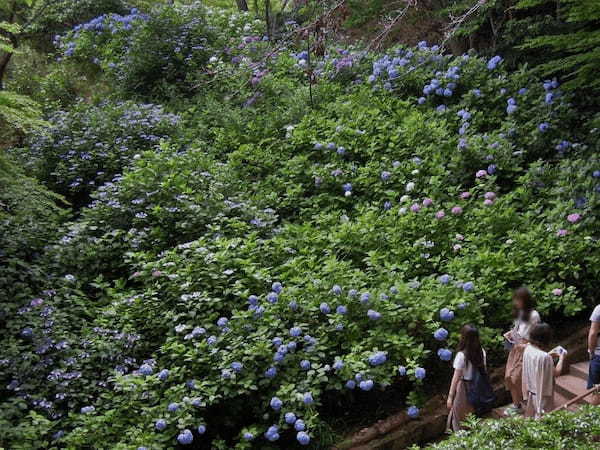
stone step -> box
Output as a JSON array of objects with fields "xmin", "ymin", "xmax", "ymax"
[
  {"xmin": 555, "ymin": 374, "xmax": 594, "ymax": 404},
  {"xmin": 553, "ymin": 391, "xmax": 580, "ymax": 412},
  {"xmin": 569, "ymin": 361, "xmax": 589, "ymax": 381}
]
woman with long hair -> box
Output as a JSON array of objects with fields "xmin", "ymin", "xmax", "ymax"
[
  {"xmin": 503, "ymin": 286, "xmax": 540, "ymax": 416},
  {"xmin": 446, "ymin": 324, "xmax": 486, "ymax": 432}
]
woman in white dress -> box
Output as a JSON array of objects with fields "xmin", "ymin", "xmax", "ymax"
[{"xmin": 446, "ymin": 324, "xmax": 486, "ymax": 431}]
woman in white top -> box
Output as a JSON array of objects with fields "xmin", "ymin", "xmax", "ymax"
[
  {"xmin": 522, "ymin": 323, "xmax": 566, "ymax": 418},
  {"xmin": 503, "ymin": 287, "xmax": 541, "ymax": 416},
  {"xmin": 446, "ymin": 324, "xmax": 487, "ymax": 432}
]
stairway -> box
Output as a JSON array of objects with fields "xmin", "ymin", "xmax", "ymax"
[{"xmin": 491, "ymin": 360, "xmax": 592, "ymax": 418}]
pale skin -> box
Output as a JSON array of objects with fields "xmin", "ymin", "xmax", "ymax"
[
  {"xmin": 588, "ymin": 320, "xmax": 600, "ymax": 405},
  {"xmin": 446, "ymin": 368, "xmax": 464, "ymax": 410}
]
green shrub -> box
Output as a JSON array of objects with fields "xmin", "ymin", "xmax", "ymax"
[{"xmin": 423, "ymin": 406, "xmax": 600, "ymax": 449}]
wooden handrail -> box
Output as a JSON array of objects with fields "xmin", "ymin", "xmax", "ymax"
[{"xmin": 550, "ymin": 384, "xmax": 600, "ymax": 413}]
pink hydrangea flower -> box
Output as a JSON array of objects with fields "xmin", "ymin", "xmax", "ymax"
[
  {"xmin": 422, "ymin": 197, "xmax": 433, "ymax": 207},
  {"xmin": 556, "ymin": 229, "xmax": 568, "ymax": 237},
  {"xmin": 455, "ymin": 234, "xmax": 464, "ymax": 241},
  {"xmin": 453, "ymin": 244, "xmax": 462, "ymax": 252},
  {"xmin": 567, "ymin": 213, "xmax": 581, "ymax": 223},
  {"xmin": 460, "ymin": 191, "xmax": 471, "ymax": 199},
  {"xmin": 552, "ymin": 288, "xmax": 563, "ymax": 296},
  {"xmin": 435, "ymin": 210, "xmax": 445, "ymax": 219},
  {"xmin": 451, "ymin": 206, "xmax": 463, "ymax": 215},
  {"xmin": 483, "ymin": 199, "xmax": 494, "ymax": 206},
  {"xmin": 475, "ymin": 170, "xmax": 487, "ymax": 178},
  {"xmin": 410, "ymin": 203, "xmax": 421, "ymax": 213},
  {"xmin": 152, "ymin": 271, "xmax": 163, "ymax": 277},
  {"xmin": 484, "ymin": 192, "xmax": 496, "ymax": 200}
]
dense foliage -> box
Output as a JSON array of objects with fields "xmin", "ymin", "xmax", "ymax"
[
  {"xmin": 1, "ymin": 1, "xmax": 599, "ymax": 449},
  {"xmin": 423, "ymin": 406, "xmax": 600, "ymax": 449}
]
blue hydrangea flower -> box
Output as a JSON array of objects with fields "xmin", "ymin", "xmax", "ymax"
[
  {"xmin": 267, "ymin": 292, "xmax": 278, "ymax": 304},
  {"xmin": 287, "ymin": 341, "xmax": 297, "ymax": 351},
  {"xmin": 368, "ymin": 351, "xmax": 387, "ymax": 366},
  {"xmin": 539, "ymin": 122, "xmax": 550, "ymax": 132},
  {"xmin": 438, "ymin": 274, "xmax": 451, "ymax": 284},
  {"xmin": 300, "ymin": 360, "xmax": 311, "ymax": 370},
  {"xmin": 167, "ymin": 403, "xmax": 179, "ymax": 412},
  {"xmin": 80, "ymin": 406, "xmax": 95, "ymax": 414},
  {"xmin": 303, "ymin": 392, "xmax": 314, "ymax": 404},
  {"xmin": 331, "ymin": 284, "xmax": 343, "ymax": 295},
  {"xmin": 270, "ymin": 397, "xmax": 282, "ymax": 411},
  {"xmin": 463, "ymin": 282, "xmax": 474, "ymax": 292},
  {"xmin": 294, "ymin": 419, "xmax": 306, "ymax": 431},
  {"xmin": 290, "ymin": 327, "xmax": 302, "ymax": 337},
  {"xmin": 359, "ymin": 379, "xmax": 374, "ymax": 391},
  {"xmin": 333, "ymin": 359, "xmax": 344, "ymax": 370},
  {"xmin": 407, "ymin": 405, "xmax": 420, "ymax": 418},
  {"xmin": 265, "ymin": 366, "xmax": 277, "ymax": 378},
  {"xmin": 158, "ymin": 369, "xmax": 169, "ymax": 381},
  {"xmin": 243, "ymin": 432, "xmax": 254, "ymax": 440},
  {"xmin": 336, "ymin": 305, "xmax": 347, "ymax": 315},
  {"xmin": 177, "ymin": 429, "xmax": 193, "ymax": 445},
  {"xmin": 156, "ymin": 419, "xmax": 167, "ymax": 431},
  {"xmin": 487, "ymin": 55, "xmax": 503, "ymax": 70},
  {"xmin": 320, "ymin": 303, "xmax": 331, "ymax": 314},
  {"xmin": 367, "ymin": 309, "xmax": 381, "ymax": 320},
  {"xmin": 434, "ymin": 328, "xmax": 448, "ymax": 341},
  {"xmin": 415, "ymin": 367, "xmax": 426, "ymax": 380},
  {"xmin": 398, "ymin": 366, "xmax": 407, "ymax": 376},
  {"xmin": 139, "ymin": 364, "xmax": 153, "ymax": 376},
  {"xmin": 360, "ymin": 292, "xmax": 371, "ymax": 304},
  {"xmin": 285, "ymin": 412, "xmax": 297, "ymax": 424},
  {"xmin": 197, "ymin": 424, "xmax": 206, "ymax": 435},
  {"xmin": 217, "ymin": 317, "xmax": 228, "ymax": 327},
  {"xmin": 297, "ymin": 431, "xmax": 310, "ymax": 445},
  {"xmin": 265, "ymin": 425, "xmax": 280, "ymax": 442},
  {"xmin": 248, "ymin": 295, "xmax": 258, "ymax": 305},
  {"xmin": 345, "ymin": 380, "xmax": 356, "ymax": 389},
  {"xmin": 272, "ymin": 282, "xmax": 283, "ymax": 293},
  {"xmin": 381, "ymin": 171, "xmax": 391, "ymax": 181},
  {"xmin": 314, "ymin": 143, "xmax": 323, "ymax": 150},
  {"xmin": 438, "ymin": 348, "xmax": 453, "ymax": 361},
  {"xmin": 231, "ymin": 362, "xmax": 243, "ymax": 373},
  {"xmin": 289, "ymin": 300, "xmax": 298, "ymax": 311},
  {"xmin": 348, "ymin": 289, "xmax": 358, "ymax": 298},
  {"xmin": 439, "ymin": 308, "xmax": 455, "ymax": 322}
]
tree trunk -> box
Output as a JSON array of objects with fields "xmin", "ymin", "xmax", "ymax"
[
  {"xmin": 0, "ymin": 52, "xmax": 14, "ymax": 90},
  {"xmin": 265, "ymin": 0, "xmax": 271, "ymax": 38},
  {"xmin": 235, "ymin": 0, "xmax": 249, "ymax": 11}
]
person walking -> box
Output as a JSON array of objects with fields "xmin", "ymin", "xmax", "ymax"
[
  {"xmin": 587, "ymin": 304, "xmax": 600, "ymax": 405},
  {"xmin": 446, "ymin": 324, "xmax": 487, "ymax": 431},
  {"xmin": 522, "ymin": 323, "xmax": 566, "ymax": 418},
  {"xmin": 503, "ymin": 287, "xmax": 540, "ymax": 416}
]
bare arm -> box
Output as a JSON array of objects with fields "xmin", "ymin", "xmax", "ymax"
[
  {"xmin": 553, "ymin": 353, "xmax": 566, "ymax": 377},
  {"xmin": 448, "ymin": 368, "xmax": 464, "ymax": 405},
  {"xmin": 588, "ymin": 321, "xmax": 600, "ymax": 357}
]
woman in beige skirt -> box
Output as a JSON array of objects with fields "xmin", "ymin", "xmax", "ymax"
[
  {"xmin": 446, "ymin": 324, "xmax": 486, "ymax": 432},
  {"xmin": 503, "ymin": 287, "xmax": 540, "ymax": 416}
]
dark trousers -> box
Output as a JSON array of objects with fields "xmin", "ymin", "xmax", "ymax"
[{"xmin": 588, "ymin": 354, "xmax": 600, "ymax": 389}]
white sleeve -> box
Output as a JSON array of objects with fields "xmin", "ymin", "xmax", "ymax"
[
  {"xmin": 590, "ymin": 305, "xmax": 600, "ymax": 322},
  {"xmin": 531, "ymin": 310, "xmax": 541, "ymax": 325},
  {"xmin": 453, "ymin": 351, "xmax": 466, "ymax": 370}
]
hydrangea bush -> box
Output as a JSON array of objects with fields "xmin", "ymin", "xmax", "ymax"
[
  {"xmin": 17, "ymin": 100, "xmax": 180, "ymax": 203},
  {"xmin": 2, "ymin": 4, "xmax": 600, "ymax": 450}
]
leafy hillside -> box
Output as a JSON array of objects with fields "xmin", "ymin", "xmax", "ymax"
[{"xmin": 1, "ymin": 1, "xmax": 599, "ymax": 449}]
